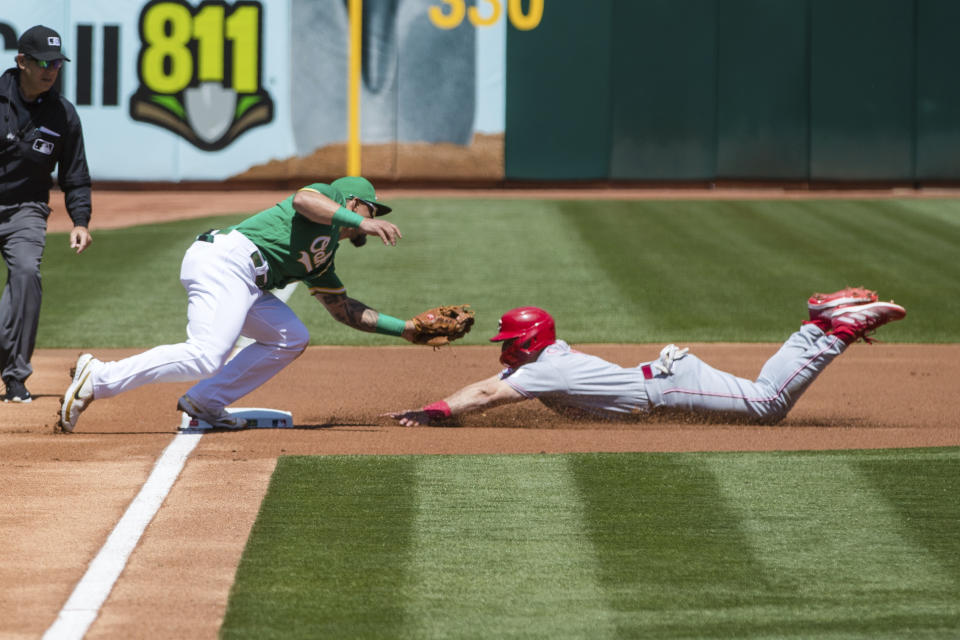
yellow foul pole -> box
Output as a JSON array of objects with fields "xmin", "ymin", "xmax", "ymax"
[{"xmin": 347, "ymin": 0, "xmax": 362, "ymax": 176}]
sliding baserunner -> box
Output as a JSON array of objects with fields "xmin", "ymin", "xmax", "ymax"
[{"xmin": 388, "ymin": 288, "xmax": 905, "ymax": 425}]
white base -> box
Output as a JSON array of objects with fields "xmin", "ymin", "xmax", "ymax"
[{"xmin": 179, "ymin": 407, "xmax": 294, "ymax": 431}]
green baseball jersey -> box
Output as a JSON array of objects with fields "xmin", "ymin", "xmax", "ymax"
[{"xmin": 227, "ymin": 183, "xmax": 348, "ymax": 294}]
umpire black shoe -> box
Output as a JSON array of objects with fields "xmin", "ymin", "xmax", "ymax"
[{"xmin": 3, "ymin": 378, "xmax": 32, "ymax": 403}]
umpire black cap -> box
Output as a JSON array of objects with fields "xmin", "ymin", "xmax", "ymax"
[{"xmin": 18, "ymin": 25, "xmax": 71, "ymax": 62}]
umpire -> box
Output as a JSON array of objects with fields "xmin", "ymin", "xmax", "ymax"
[{"xmin": 0, "ymin": 25, "xmax": 93, "ymax": 403}]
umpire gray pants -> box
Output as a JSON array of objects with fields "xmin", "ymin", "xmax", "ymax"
[{"xmin": 0, "ymin": 202, "xmax": 48, "ymax": 382}]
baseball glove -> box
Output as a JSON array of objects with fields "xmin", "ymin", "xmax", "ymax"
[{"xmin": 410, "ymin": 304, "xmax": 475, "ymax": 347}]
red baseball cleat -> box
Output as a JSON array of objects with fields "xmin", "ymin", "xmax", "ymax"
[
  {"xmin": 808, "ymin": 287, "xmax": 878, "ymax": 320},
  {"xmin": 829, "ymin": 301, "xmax": 906, "ymax": 344}
]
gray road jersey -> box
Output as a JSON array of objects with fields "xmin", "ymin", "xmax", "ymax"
[
  {"xmin": 500, "ymin": 340, "xmax": 649, "ymax": 418},
  {"xmin": 502, "ymin": 326, "xmax": 847, "ymax": 424}
]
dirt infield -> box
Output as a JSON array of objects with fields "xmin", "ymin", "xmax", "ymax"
[{"xmin": 3, "ymin": 189, "xmax": 957, "ymax": 638}]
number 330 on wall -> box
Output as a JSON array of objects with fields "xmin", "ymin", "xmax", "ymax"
[{"xmin": 429, "ymin": 0, "xmax": 544, "ymax": 30}]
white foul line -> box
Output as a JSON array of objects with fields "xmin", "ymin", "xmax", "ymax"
[
  {"xmin": 43, "ymin": 432, "xmax": 203, "ymax": 640},
  {"xmin": 44, "ymin": 284, "xmax": 296, "ymax": 638}
]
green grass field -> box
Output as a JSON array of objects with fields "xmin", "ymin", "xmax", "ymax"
[
  {"xmin": 221, "ymin": 450, "xmax": 960, "ymax": 639},
  {"xmin": 24, "ymin": 197, "xmax": 960, "ymax": 636},
  {"xmin": 35, "ymin": 198, "xmax": 960, "ymax": 346}
]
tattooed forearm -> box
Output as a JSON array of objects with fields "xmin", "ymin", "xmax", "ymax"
[{"xmin": 317, "ymin": 294, "xmax": 379, "ymax": 332}]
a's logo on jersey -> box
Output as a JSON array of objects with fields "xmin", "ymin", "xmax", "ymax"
[
  {"xmin": 297, "ymin": 236, "xmax": 333, "ymax": 272},
  {"xmin": 129, "ymin": 0, "xmax": 274, "ymax": 151}
]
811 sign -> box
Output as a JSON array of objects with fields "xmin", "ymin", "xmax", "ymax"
[{"xmin": 129, "ymin": 0, "xmax": 274, "ymax": 151}]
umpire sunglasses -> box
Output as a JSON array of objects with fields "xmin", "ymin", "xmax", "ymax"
[{"xmin": 27, "ymin": 56, "xmax": 64, "ymax": 70}]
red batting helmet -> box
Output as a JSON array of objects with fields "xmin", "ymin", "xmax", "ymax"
[{"xmin": 489, "ymin": 307, "xmax": 556, "ymax": 367}]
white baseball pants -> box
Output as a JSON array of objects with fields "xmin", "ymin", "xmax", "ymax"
[
  {"xmin": 643, "ymin": 324, "xmax": 848, "ymax": 423},
  {"xmin": 90, "ymin": 230, "xmax": 309, "ymax": 409}
]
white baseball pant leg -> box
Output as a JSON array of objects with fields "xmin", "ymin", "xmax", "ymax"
[
  {"xmin": 184, "ymin": 291, "xmax": 309, "ymax": 409},
  {"xmin": 646, "ymin": 324, "xmax": 847, "ymax": 423},
  {"xmin": 90, "ymin": 231, "xmax": 274, "ymax": 400}
]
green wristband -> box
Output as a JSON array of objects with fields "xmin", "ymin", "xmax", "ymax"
[
  {"xmin": 332, "ymin": 206, "xmax": 365, "ymax": 228},
  {"xmin": 375, "ymin": 313, "xmax": 407, "ymax": 336}
]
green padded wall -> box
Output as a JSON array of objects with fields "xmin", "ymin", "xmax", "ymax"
[
  {"xmin": 915, "ymin": 0, "xmax": 960, "ymax": 179},
  {"xmin": 609, "ymin": 0, "xmax": 717, "ymax": 180},
  {"xmin": 715, "ymin": 0, "xmax": 809, "ymax": 180},
  {"xmin": 504, "ymin": 0, "xmax": 960, "ymax": 183},
  {"xmin": 504, "ymin": 0, "xmax": 613, "ymax": 180},
  {"xmin": 809, "ymin": 0, "xmax": 915, "ymax": 181}
]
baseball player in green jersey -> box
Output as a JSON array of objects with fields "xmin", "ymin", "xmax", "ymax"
[{"xmin": 58, "ymin": 177, "xmax": 423, "ymax": 432}]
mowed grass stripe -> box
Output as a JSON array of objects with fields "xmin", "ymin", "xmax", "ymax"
[
  {"xmin": 37, "ymin": 198, "xmax": 960, "ymax": 347},
  {"xmin": 709, "ymin": 451, "xmax": 960, "ymax": 636},
  {"xmin": 556, "ymin": 198, "xmax": 954, "ymax": 342},
  {"xmin": 571, "ymin": 451, "xmax": 960, "ymax": 638},
  {"xmin": 220, "ymin": 456, "xmax": 418, "ymax": 640},
  {"xmin": 570, "ymin": 453, "xmax": 776, "ymax": 638},
  {"xmin": 856, "ymin": 449, "xmax": 960, "ymax": 580},
  {"xmin": 318, "ymin": 198, "xmax": 629, "ymax": 345},
  {"xmin": 404, "ymin": 455, "xmax": 616, "ymax": 639},
  {"xmin": 222, "ymin": 451, "xmax": 960, "ymax": 638}
]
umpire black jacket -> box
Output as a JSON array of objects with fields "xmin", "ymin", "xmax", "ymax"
[{"xmin": 0, "ymin": 67, "xmax": 91, "ymax": 227}]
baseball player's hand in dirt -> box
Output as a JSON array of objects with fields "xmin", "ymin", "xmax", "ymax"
[
  {"xmin": 385, "ymin": 376, "xmax": 524, "ymax": 426},
  {"xmin": 359, "ymin": 217, "xmax": 402, "ymax": 246},
  {"xmin": 385, "ymin": 409, "xmax": 432, "ymax": 426},
  {"xmin": 70, "ymin": 226, "xmax": 92, "ymax": 254}
]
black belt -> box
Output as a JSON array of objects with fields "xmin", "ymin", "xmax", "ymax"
[{"xmin": 197, "ymin": 230, "xmax": 269, "ymax": 289}]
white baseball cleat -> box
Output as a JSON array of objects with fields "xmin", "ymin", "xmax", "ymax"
[
  {"xmin": 177, "ymin": 393, "xmax": 245, "ymax": 429},
  {"xmin": 58, "ymin": 353, "xmax": 100, "ymax": 433}
]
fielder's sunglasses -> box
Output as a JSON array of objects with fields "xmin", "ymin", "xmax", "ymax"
[{"xmin": 28, "ymin": 56, "xmax": 64, "ymax": 70}]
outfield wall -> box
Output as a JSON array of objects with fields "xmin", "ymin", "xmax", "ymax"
[
  {"xmin": 506, "ymin": 0, "xmax": 960, "ymax": 183},
  {"xmin": 3, "ymin": 0, "xmax": 959, "ymax": 184}
]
